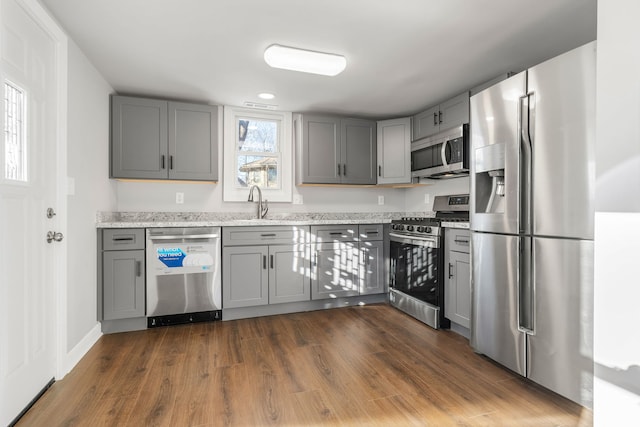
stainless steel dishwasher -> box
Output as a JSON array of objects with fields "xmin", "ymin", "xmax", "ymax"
[{"xmin": 146, "ymin": 227, "xmax": 221, "ymax": 327}]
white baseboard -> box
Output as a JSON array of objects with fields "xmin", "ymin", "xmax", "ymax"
[{"xmin": 58, "ymin": 323, "xmax": 102, "ymax": 379}]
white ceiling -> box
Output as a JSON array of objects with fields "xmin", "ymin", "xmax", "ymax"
[{"xmin": 39, "ymin": 0, "xmax": 596, "ymax": 119}]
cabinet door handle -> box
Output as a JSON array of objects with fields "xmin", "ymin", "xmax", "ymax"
[
  {"xmin": 448, "ymin": 262, "xmax": 454, "ymax": 279},
  {"xmin": 261, "ymin": 233, "xmax": 277, "ymax": 238},
  {"xmin": 136, "ymin": 261, "xmax": 142, "ymax": 277},
  {"xmin": 314, "ymin": 253, "xmax": 318, "ymax": 267},
  {"xmin": 454, "ymin": 239, "xmax": 469, "ymax": 244},
  {"xmin": 433, "ymin": 112, "xmax": 438, "ymax": 126},
  {"xmin": 439, "ymin": 111, "xmax": 443, "ymax": 124},
  {"xmin": 343, "ymin": 164, "xmax": 346, "ymax": 176},
  {"xmin": 169, "ymin": 155, "xmax": 174, "ymax": 170},
  {"xmin": 263, "ymin": 255, "xmax": 267, "ymax": 270},
  {"xmin": 270, "ymin": 254, "xmax": 274, "ymax": 269},
  {"xmin": 161, "ymin": 155, "xmax": 165, "ymax": 169},
  {"xmin": 378, "ymin": 165, "xmax": 382, "ymax": 177},
  {"xmin": 337, "ymin": 164, "xmax": 341, "ymax": 176}
]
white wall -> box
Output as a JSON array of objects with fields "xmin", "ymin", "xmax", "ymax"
[
  {"xmin": 404, "ymin": 176, "xmax": 470, "ymax": 212},
  {"xmin": 594, "ymin": 0, "xmax": 640, "ymax": 424},
  {"xmin": 66, "ymin": 40, "xmax": 116, "ymax": 352},
  {"xmin": 115, "ymin": 181, "xmax": 408, "ymax": 213}
]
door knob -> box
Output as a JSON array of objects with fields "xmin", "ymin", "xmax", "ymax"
[{"xmin": 47, "ymin": 231, "xmax": 64, "ymax": 243}]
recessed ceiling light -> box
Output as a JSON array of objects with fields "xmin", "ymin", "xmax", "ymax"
[
  {"xmin": 258, "ymin": 92, "xmax": 275, "ymax": 100},
  {"xmin": 264, "ymin": 44, "xmax": 346, "ymax": 77}
]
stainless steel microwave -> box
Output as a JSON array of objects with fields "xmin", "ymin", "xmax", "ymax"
[{"xmin": 411, "ymin": 124, "xmax": 469, "ymax": 179}]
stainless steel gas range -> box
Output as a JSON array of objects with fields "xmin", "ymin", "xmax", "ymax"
[{"xmin": 389, "ymin": 194, "xmax": 469, "ymax": 329}]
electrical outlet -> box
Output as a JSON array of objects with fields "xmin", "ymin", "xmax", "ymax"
[
  {"xmin": 293, "ymin": 194, "xmax": 303, "ymax": 205},
  {"xmin": 378, "ymin": 195, "xmax": 385, "ymax": 205},
  {"xmin": 176, "ymin": 192, "xmax": 184, "ymax": 204},
  {"xmin": 424, "ymin": 194, "xmax": 430, "ymax": 204}
]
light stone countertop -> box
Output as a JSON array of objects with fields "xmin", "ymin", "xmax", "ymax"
[{"xmin": 96, "ymin": 211, "xmax": 426, "ymax": 228}]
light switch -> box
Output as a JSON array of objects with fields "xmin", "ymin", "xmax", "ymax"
[{"xmin": 176, "ymin": 192, "xmax": 184, "ymax": 204}]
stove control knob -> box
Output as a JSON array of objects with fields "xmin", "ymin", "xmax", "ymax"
[
  {"xmin": 425, "ymin": 226, "xmax": 432, "ymax": 233},
  {"xmin": 406, "ymin": 225, "xmax": 415, "ymax": 232},
  {"xmin": 416, "ymin": 226, "xmax": 424, "ymax": 233}
]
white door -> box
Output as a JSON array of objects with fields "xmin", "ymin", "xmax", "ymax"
[{"xmin": 0, "ymin": 0, "xmax": 66, "ymax": 424}]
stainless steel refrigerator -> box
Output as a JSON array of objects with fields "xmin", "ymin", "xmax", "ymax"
[{"xmin": 469, "ymin": 41, "xmax": 595, "ymax": 408}]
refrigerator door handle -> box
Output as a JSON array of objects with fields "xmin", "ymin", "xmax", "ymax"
[
  {"xmin": 519, "ymin": 93, "xmax": 534, "ymax": 235},
  {"xmin": 518, "ymin": 236, "xmax": 535, "ymax": 334}
]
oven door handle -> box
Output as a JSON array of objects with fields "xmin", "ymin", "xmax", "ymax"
[{"xmin": 389, "ymin": 232, "xmax": 439, "ymax": 248}]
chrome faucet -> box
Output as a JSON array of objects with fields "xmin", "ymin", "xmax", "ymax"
[{"xmin": 248, "ymin": 185, "xmax": 269, "ymax": 219}]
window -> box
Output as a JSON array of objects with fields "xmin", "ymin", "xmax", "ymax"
[
  {"xmin": 236, "ymin": 118, "xmax": 279, "ymax": 189},
  {"xmin": 4, "ymin": 81, "xmax": 27, "ymax": 182},
  {"xmin": 223, "ymin": 106, "xmax": 292, "ymax": 202}
]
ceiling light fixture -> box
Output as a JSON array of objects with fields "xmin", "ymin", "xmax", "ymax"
[
  {"xmin": 264, "ymin": 44, "xmax": 346, "ymax": 77},
  {"xmin": 258, "ymin": 92, "xmax": 275, "ymax": 100}
]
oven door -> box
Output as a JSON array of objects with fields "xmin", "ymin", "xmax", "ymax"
[{"xmin": 389, "ymin": 233, "xmax": 441, "ymax": 307}]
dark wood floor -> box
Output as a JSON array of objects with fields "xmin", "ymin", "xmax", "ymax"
[{"xmin": 17, "ymin": 304, "xmax": 592, "ymax": 426}]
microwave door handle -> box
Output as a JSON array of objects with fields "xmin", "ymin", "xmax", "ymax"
[{"xmin": 441, "ymin": 140, "xmax": 449, "ymax": 166}]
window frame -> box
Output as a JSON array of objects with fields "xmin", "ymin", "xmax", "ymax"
[{"xmin": 223, "ymin": 106, "xmax": 292, "ymax": 202}]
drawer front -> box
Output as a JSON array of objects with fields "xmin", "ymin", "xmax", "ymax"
[
  {"xmin": 102, "ymin": 228, "xmax": 145, "ymax": 251},
  {"xmin": 358, "ymin": 224, "xmax": 384, "ymax": 241},
  {"xmin": 446, "ymin": 229, "xmax": 470, "ymax": 253},
  {"xmin": 223, "ymin": 226, "xmax": 310, "ymax": 246},
  {"xmin": 311, "ymin": 225, "xmax": 358, "ymax": 243}
]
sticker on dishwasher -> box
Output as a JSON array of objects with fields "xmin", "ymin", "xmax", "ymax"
[{"xmin": 156, "ymin": 247, "xmax": 186, "ymax": 268}]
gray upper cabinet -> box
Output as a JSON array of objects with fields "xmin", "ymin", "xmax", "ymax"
[
  {"xmin": 297, "ymin": 114, "xmax": 376, "ymax": 185},
  {"xmin": 111, "ymin": 95, "xmax": 218, "ymax": 181},
  {"xmin": 111, "ymin": 96, "xmax": 168, "ymax": 180},
  {"xmin": 376, "ymin": 117, "xmax": 411, "ymax": 184},
  {"xmin": 168, "ymin": 101, "xmax": 219, "ymax": 181},
  {"xmin": 299, "ymin": 114, "xmax": 341, "ymax": 184},
  {"xmin": 341, "ymin": 118, "xmax": 377, "ymax": 184},
  {"xmin": 412, "ymin": 92, "xmax": 469, "ymax": 141}
]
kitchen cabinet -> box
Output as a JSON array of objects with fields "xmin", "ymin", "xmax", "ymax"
[
  {"xmin": 358, "ymin": 225, "xmax": 385, "ymax": 294},
  {"xmin": 444, "ymin": 229, "xmax": 471, "ymax": 328},
  {"xmin": 310, "ymin": 224, "xmax": 385, "ymax": 299},
  {"xmin": 222, "ymin": 226, "xmax": 310, "ymax": 308},
  {"xmin": 376, "ymin": 117, "xmax": 411, "ymax": 184},
  {"xmin": 412, "ymin": 92, "xmax": 469, "ymax": 141},
  {"xmin": 111, "ymin": 95, "xmax": 219, "ymax": 181},
  {"xmin": 99, "ymin": 229, "xmax": 146, "ymax": 321},
  {"xmin": 296, "ymin": 114, "xmax": 377, "ymax": 185}
]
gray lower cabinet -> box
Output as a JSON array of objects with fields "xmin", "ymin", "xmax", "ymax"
[
  {"xmin": 296, "ymin": 114, "xmax": 377, "ymax": 185},
  {"xmin": 222, "ymin": 246, "xmax": 269, "ymax": 308},
  {"xmin": 359, "ymin": 240, "xmax": 385, "ymax": 295},
  {"xmin": 269, "ymin": 245, "xmax": 311, "ymax": 304},
  {"xmin": 100, "ymin": 229, "xmax": 146, "ymax": 321},
  {"xmin": 444, "ymin": 229, "xmax": 471, "ymax": 328},
  {"xmin": 111, "ymin": 95, "xmax": 219, "ymax": 181},
  {"xmin": 310, "ymin": 224, "xmax": 385, "ymax": 299},
  {"xmin": 222, "ymin": 226, "xmax": 311, "ymax": 308},
  {"xmin": 311, "ymin": 241, "xmax": 359, "ymax": 299}
]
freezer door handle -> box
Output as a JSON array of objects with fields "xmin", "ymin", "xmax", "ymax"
[
  {"xmin": 518, "ymin": 236, "xmax": 535, "ymax": 334},
  {"xmin": 519, "ymin": 93, "xmax": 534, "ymax": 235}
]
